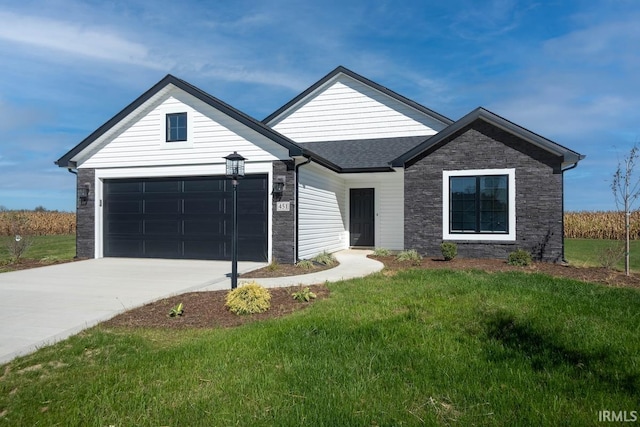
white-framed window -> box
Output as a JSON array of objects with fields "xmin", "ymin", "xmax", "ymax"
[
  {"xmin": 166, "ymin": 112, "xmax": 187, "ymax": 142},
  {"xmin": 442, "ymin": 168, "xmax": 516, "ymax": 241},
  {"xmin": 158, "ymin": 105, "xmax": 193, "ymax": 149}
]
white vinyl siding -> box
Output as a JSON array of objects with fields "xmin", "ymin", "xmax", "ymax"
[
  {"xmin": 345, "ymin": 170, "xmax": 404, "ymax": 250},
  {"xmin": 270, "ymin": 75, "xmax": 446, "ymax": 142},
  {"xmin": 79, "ymin": 88, "xmax": 288, "ymax": 169},
  {"xmin": 298, "ymin": 163, "xmax": 347, "ymax": 259}
]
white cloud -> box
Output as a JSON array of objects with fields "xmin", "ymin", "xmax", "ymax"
[{"xmin": 0, "ymin": 10, "xmax": 162, "ymax": 69}]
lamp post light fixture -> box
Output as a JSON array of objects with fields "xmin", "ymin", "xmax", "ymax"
[{"xmin": 224, "ymin": 151, "xmax": 246, "ymax": 289}]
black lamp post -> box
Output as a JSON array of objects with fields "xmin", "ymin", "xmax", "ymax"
[{"xmin": 224, "ymin": 151, "xmax": 246, "ymax": 289}]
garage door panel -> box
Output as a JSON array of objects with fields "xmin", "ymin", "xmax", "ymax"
[
  {"xmin": 107, "ymin": 181, "xmax": 142, "ymax": 194},
  {"xmin": 144, "ymin": 240, "xmax": 181, "ymax": 258},
  {"xmin": 145, "ymin": 199, "xmax": 181, "ymax": 214},
  {"xmin": 183, "ymin": 219, "xmax": 224, "ymax": 236},
  {"xmin": 104, "ymin": 175, "xmax": 267, "ymax": 261},
  {"xmin": 107, "ymin": 220, "xmax": 142, "ymax": 234},
  {"xmin": 110, "ymin": 200, "xmax": 143, "ymax": 214},
  {"xmin": 144, "ymin": 220, "xmax": 180, "ymax": 235},
  {"xmin": 183, "ymin": 179, "xmax": 225, "ymax": 193},
  {"xmin": 106, "ymin": 238, "xmax": 143, "ymax": 257},
  {"xmin": 144, "ymin": 180, "xmax": 181, "ymax": 193},
  {"xmin": 184, "ymin": 198, "xmax": 223, "ymax": 214}
]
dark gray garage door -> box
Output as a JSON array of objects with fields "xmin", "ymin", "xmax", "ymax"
[{"xmin": 104, "ymin": 175, "xmax": 267, "ymax": 261}]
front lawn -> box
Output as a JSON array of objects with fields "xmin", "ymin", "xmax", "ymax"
[
  {"xmin": 0, "ymin": 268, "xmax": 637, "ymax": 426},
  {"xmin": 0, "ymin": 235, "xmax": 75, "ymax": 272},
  {"xmin": 564, "ymin": 238, "xmax": 640, "ymax": 272}
]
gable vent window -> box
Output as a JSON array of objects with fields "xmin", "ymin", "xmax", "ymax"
[{"xmin": 166, "ymin": 112, "xmax": 187, "ymax": 142}]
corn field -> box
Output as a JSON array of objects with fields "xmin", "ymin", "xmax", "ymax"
[
  {"xmin": 0, "ymin": 211, "xmax": 76, "ymax": 236},
  {"xmin": 0, "ymin": 210, "xmax": 637, "ymax": 240},
  {"xmin": 564, "ymin": 211, "xmax": 640, "ymax": 240}
]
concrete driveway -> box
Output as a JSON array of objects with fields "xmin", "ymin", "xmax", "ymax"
[{"xmin": 0, "ymin": 258, "xmax": 264, "ymax": 364}]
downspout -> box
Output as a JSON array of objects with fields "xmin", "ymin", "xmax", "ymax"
[
  {"xmin": 560, "ymin": 162, "xmax": 579, "ymax": 263},
  {"xmin": 295, "ymin": 156, "xmax": 312, "ymax": 261}
]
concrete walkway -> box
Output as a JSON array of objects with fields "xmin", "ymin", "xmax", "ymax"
[
  {"xmin": 0, "ymin": 249, "xmax": 382, "ymax": 364},
  {"xmin": 201, "ymin": 249, "xmax": 384, "ymax": 290}
]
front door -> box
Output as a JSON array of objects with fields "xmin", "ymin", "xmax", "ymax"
[{"xmin": 350, "ymin": 188, "xmax": 374, "ymax": 246}]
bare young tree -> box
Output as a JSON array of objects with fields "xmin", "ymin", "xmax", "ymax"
[{"xmin": 611, "ymin": 144, "xmax": 640, "ymax": 275}]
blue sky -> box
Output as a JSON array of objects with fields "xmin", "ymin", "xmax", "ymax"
[{"xmin": 0, "ymin": 0, "xmax": 638, "ymax": 212}]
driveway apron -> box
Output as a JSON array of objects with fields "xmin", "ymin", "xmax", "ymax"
[{"xmin": 0, "ymin": 258, "xmax": 264, "ymax": 364}]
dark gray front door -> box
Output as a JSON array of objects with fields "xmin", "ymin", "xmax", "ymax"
[
  {"xmin": 350, "ymin": 188, "xmax": 374, "ymax": 246},
  {"xmin": 103, "ymin": 175, "xmax": 267, "ymax": 261}
]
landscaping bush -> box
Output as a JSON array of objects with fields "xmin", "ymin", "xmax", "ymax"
[
  {"xmin": 225, "ymin": 282, "xmax": 271, "ymax": 315},
  {"xmin": 296, "ymin": 259, "xmax": 315, "ymax": 270},
  {"xmin": 313, "ymin": 251, "xmax": 337, "ymax": 266},
  {"xmin": 291, "ymin": 287, "xmax": 317, "ymax": 302},
  {"xmin": 373, "ymin": 247, "xmax": 391, "ymax": 256},
  {"xmin": 440, "ymin": 242, "xmax": 457, "ymax": 261},
  {"xmin": 508, "ymin": 249, "xmax": 532, "ymax": 266},
  {"xmin": 396, "ymin": 249, "xmax": 422, "ymax": 263}
]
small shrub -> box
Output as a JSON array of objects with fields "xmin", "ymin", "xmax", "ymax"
[
  {"xmin": 5, "ymin": 212, "xmax": 33, "ymax": 262},
  {"xmin": 597, "ymin": 242, "xmax": 625, "ymax": 270},
  {"xmin": 396, "ymin": 249, "xmax": 422, "ymax": 263},
  {"xmin": 168, "ymin": 302, "xmax": 184, "ymax": 317},
  {"xmin": 508, "ymin": 249, "xmax": 532, "ymax": 266},
  {"xmin": 292, "ymin": 287, "xmax": 317, "ymax": 302},
  {"xmin": 266, "ymin": 259, "xmax": 279, "ymax": 272},
  {"xmin": 313, "ymin": 251, "xmax": 337, "ymax": 266},
  {"xmin": 373, "ymin": 247, "xmax": 391, "ymax": 256},
  {"xmin": 296, "ymin": 259, "xmax": 315, "ymax": 270},
  {"xmin": 440, "ymin": 242, "xmax": 458, "ymax": 261},
  {"xmin": 225, "ymin": 282, "xmax": 271, "ymax": 315}
]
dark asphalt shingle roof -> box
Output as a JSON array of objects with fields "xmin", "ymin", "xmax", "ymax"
[{"xmin": 301, "ymin": 136, "xmax": 429, "ymax": 170}]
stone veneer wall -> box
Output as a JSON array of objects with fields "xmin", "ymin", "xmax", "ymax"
[
  {"xmin": 271, "ymin": 160, "xmax": 296, "ymax": 264},
  {"xmin": 76, "ymin": 168, "xmax": 95, "ymax": 259},
  {"xmin": 404, "ymin": 120, "xmax": 564, "ymax": 262}
]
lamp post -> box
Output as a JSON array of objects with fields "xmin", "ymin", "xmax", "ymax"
[{"xmin": 224, "ymin": 151, "xmax": 246, "ymax": 289}]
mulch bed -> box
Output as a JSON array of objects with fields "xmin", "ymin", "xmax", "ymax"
[
  {"xmin": 240, "ymin": 261, "xmax": 336, "ymax": 278},
  {"xmin": 372, "ymin": 256, "xmax": 640, "ymax": 289},
  {"xmin": 103, "ymin": 284, "xmax": 331, "ymax": 329},
  {"xmin": 101, "ymin": 256, "xmax": 640, "ymax": 330}
]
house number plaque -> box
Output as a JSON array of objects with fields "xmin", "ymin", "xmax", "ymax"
[{"xmin": 276, "ymin": 201, "xmax": 290, "ymax": 211}]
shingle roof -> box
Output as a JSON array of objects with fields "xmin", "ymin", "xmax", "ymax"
[{"xmin": 300, "ymin": 136, "xmax": 428, "ymax": 171}]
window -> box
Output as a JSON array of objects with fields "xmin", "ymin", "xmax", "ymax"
[
  {"xmin": 450, "ymin": 175, "xmax": 508, "ymax": 233},
  {"xmin": 443, "ymin": 169, "xmax": 515, "ymax": 241},
  {"xmin": 166, "ymin": 112, "xmax": 187, "ymax": 142}
]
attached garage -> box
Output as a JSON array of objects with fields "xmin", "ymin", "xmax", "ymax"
[{"xmin": 103, "ymin": 175, "xmax": 268, "ymax": 261}]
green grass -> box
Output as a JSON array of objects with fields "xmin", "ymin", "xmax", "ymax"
[
  {"xmin": 1, "ymin": 269, "xmax": 638, "ymax": 426},
  {"xmin": 0, "ymin": 235, "xmax": 75, "ymax": 270},
  {"xmin": 565, "ymin": 238, "xmax": 640, "ymax": 271}
]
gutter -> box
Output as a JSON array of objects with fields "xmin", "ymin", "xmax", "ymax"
[{"xmin": 294, "ymin": 155, "xmax": 312, "ymax": 261}]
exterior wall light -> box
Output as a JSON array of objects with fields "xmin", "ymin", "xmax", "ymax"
[
  {"xmin": 78, "ymin": 185, "xmax": 90, "ymax": 206},
  {"xmin": 273, "ymin": 176, "xmax": 286, "ymax": 198}
]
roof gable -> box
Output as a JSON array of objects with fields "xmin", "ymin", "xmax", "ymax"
[
  {"xmin": 55, "ymin": 75, "xmax": 302, "ymax": 168},
  {"xmin": 391, "ymin": 107, "xmax": 585, "ymax": 168},
  {"xmin": 263, "ymin": 66, "xmax": 453, "ymax": 142}
]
